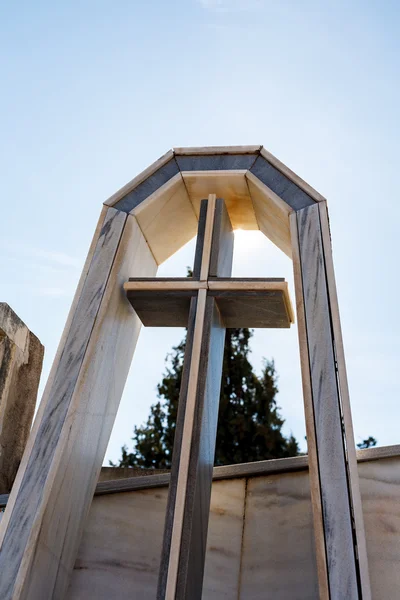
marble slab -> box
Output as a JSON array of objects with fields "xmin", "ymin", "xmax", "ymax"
[
  {"xmin": 359, "ymin": 457, "xmax": 400, "ymax": 599},
  {"xmin": 68, "ymin": 478, "xmax": 245, "ymax": 600},
  {"xmin": 202, "ymin": 479, "xmax": 245, "ymax": 599},
  {"xmin": 239, "ymin": 470, "xmax": 319, "ymax": 599}
]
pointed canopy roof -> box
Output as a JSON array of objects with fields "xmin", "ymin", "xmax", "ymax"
[{"xmin": 104, "ymin": 145, "xmax": 325, "ymax": 264}]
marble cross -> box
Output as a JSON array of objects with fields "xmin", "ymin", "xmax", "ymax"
[{"xmin": 124, "ymin": 195, "xmax": 294, "ymax": 600}]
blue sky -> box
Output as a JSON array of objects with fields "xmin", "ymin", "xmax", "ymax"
[{"xmin": 1, "ymin": 1, "xmax": 399, "ymax": 463}]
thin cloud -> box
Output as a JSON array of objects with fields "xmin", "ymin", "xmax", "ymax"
[
  {"xmin": 1, "ymin": 241, "xmax": 81, "ymax": 269},
  {"xmin": 198, "ymin": 0, "xmax": 263, "ymax": 12},
  {"xmin": 33, "ymin": 287, "xmax": 70, "ymax": 298},
  {"xmin": 1, "ymin": 281, "xmax": 71, "ymax": 298},
  {"xmin": 29, "ymin": 248, "xmax": 81, "ymax": 268}
]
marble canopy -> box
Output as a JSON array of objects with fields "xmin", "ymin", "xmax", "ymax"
[
  {"xmin": 0, "ymin": 146, "xmax": 371, "ymax": 600},
  {"xmin": 105, "ymin": 145, "xmax": 325, "ymax": 264}
]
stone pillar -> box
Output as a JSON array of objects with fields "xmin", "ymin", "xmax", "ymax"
[{"xmin": 0, "ymin": 303, "xmax": 44, "ymax": 494}]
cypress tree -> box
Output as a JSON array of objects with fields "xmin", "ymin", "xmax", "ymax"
[{"xmin": 113, "ymin": 327, "xmax": 299, "ymax": 468}]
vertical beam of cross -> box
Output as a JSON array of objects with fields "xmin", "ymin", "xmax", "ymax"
[{"xmin": 157, "ymin": 195, "xmax": 234, "ymax": 600}]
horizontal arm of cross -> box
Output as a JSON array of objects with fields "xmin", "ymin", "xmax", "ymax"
[{"xmin": 124, "ymin": 277, "xmax": 294, "ymax": 328}]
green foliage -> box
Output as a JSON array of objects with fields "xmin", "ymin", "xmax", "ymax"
[
  {"xmin": 113, "ymin": 327, "xmax": 299, "ymax": 468},
  {"xmin": 357, "ymin": 436, "xmax": 377, "ymax": 450}
]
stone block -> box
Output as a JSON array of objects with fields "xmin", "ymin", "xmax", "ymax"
[{"xmin": 0, "ymin": 303, "xmax": 44, "ymax": 493}]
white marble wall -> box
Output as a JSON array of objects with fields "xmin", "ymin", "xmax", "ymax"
[{"xmin": 67, "ymin": 456, "xmax": 400, "ymax": 599}]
